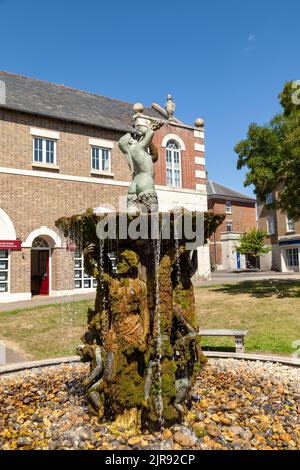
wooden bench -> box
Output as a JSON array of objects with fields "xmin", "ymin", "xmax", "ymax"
[{"xmin": 198, "ymin": 329, "xmax": 248, "ymax": 353}]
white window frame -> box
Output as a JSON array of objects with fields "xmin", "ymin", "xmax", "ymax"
[
  {"xmin": 33, "ymin": 137, "xmax": 57, "ymax": 165},
  {"xmin": 286, "ymin": 216, "xmax": 295, "ymax": 233},
  {"xmin": 267, "ymin": 216, "xmax": 275, "ymax": 235},
  {"xmin": 0, "ymin": 250, "xmax": 10, "ymax": 294},
  {"xmin": 74, "ymin": 252, "xmax": 97, "ymax": 290},
  {"xmin": 286, "ymin": 248, "xmax": 299, "ymax": 267},
  {"xmin": 225, "ymin": 201, "xmax": 232, "ymax": 214},
  {"xmin": 226, "ymin": 221, "xmax": 233, "ymax": 232},
  {"xmin": 266, "ymin": 192, "xmax": 273, "ymax": 205},
  {"xmin": 90, "ymin": 146, "xmax": 111, "ymax": 173},
  {"xmin": 166, "ymin": 140, "xmax": 182, "ymax": 188}
]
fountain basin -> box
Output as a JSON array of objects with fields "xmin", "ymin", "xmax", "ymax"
[{"xmin": 0, "ymin": 358, "xmax": 299, "ymax": 450}]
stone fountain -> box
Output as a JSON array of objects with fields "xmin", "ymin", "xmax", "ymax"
[{"xmin": 55, "ymin": 117, "xmax": 224, "ymax": 432}]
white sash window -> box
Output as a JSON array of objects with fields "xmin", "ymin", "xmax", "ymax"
[
  {"xmin": 166, "ymin": 140, "xmax": 182, "ymax": 187},
  {"xmin": 33, "ymin": 137, "xmax": 57, "ymax": 165},
  {"xmin": 0, "ymin": 250, "xmax": 9, "ymax": 293},
  {"xmin": 74, "ymin": 252, "xmax": 97, "ymax": 290}
]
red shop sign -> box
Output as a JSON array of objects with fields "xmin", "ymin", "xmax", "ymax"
[{"xmin": 0, "ymin": 240, "xmax": 22, "ymax": 250}]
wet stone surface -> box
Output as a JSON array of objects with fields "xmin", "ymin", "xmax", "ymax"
[{"xmin": 0, "ymin": 359, "xmax": 299, "ymax": 450}]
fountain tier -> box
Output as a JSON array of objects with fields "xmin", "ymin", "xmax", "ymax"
[{"xmin": 56, "ymin": 210, "xmax": 224, "ymax": 431}]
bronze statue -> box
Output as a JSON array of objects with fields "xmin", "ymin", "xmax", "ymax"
[{"xmin": 118, "ymin": 120, "xmax": 163, "ymax": 214}]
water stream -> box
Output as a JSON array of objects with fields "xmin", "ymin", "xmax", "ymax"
[
  {"xmin": 175, "ymin": 238, "xmax": 181, "ymax": 286},
  {"xmin": 99, "ymin": 239, "xmax": 106, "ymax": 311},
  {"xmin": 153, "ymin": 231, "xmax": 164, "ymax": 435}
]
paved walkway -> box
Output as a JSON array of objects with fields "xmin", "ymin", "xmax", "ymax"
[
  {"xmin": 0, "ymin": 272, "xmax": 299, "ymax": 311},
  {"xmin": 194, "ymin": 270, "xmax": 300, "ymax": 286},
  {"xmin": 0, "ymin": 346, "xmax": 25, "ymax": 366},
  {"xmin": 0, "ymin": 292, "xmax": 96, "ymax": 313}
]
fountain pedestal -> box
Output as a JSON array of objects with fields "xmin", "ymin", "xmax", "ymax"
[{"xmin": 56, "ymin": 210, "xmax": 224, "ymax": 431}]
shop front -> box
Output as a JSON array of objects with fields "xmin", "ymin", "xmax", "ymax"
[{"xmin": 279, "ymin": 238, "xmax": 300, "ymax": 273}]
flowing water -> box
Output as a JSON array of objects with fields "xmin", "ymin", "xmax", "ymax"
[
  {"xmin": 152, "ymin": 232, "xmax": 164, "ymax": 436},
  {"xmin": 175, "ymin": 238, "xmax": 181, "ymax": 286},
  {"xmin": 99, "ymin": 239, "xmax": 107, "ymax": 311},
  {"xmin": 58, "ymin": 233, "xmax": 80, "ymax": 355}
]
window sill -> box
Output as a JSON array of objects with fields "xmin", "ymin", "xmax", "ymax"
[
  {"xmin": 32, "ymin": 162, "xmax": 60, "ymax": 171},
  {"xmin": 90, "ymin": 170, "xmax": 114, "ymax": 178},
  {"xmin": 166, "ymin": 184, "xmax": 182, "ymax": 189}
]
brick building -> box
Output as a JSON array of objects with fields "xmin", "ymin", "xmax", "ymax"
[
  {"xmin": 258, "ymin": 193, "xmax": 300, "ymax": 272},
  {"xmin": 207, "ymin": 180, "xmax": 257, "ymax": 270},
  {"xmin": 0, "ymin": 71, "xmax": 209, "ymax": 302}
]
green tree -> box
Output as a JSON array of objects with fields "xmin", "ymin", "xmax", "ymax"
[
  {"xmin": 237, "ymin": 229, "xmax": 271, "ymax": 268},
  {"xmin": 235, "ymin": 81, "xmax": 300, "ymax": 220}
]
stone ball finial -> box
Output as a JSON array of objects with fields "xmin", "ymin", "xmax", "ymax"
[
  {"xmin": 195, "ymin": 118, "xmax": 205, "ymax": 128},
  {"xmin": 133, "ymin": 103, "xmax": 144, "ymax": 114}
]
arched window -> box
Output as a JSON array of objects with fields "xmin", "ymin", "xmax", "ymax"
[
  {"xmin": 166, "ymin": 140, "xmax": 181, "ymax": 187},
  {"xmin": 32, "ymin": 237, "xmax": 49, "ymax": 249}
]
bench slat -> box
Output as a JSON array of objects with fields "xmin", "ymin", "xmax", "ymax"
[{"xmin": 199, "ymin": 329, "xmax": 248, "ymax": 337}]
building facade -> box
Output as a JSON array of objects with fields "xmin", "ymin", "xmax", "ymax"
[
  {"xmin": 0, "ymin": 71, "xmax": 209, "ymax": 302},
  {"xmin": 258, "ymin": 193, "xmax": 300, "ymax": 272},
  {"xmin": 207, "ymin": 180, "xmax": 257, "ymax": 270}
]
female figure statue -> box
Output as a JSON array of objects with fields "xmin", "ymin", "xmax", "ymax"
[{"xmin": 118, "ymin": 120, "xmax": 163, "ymax": 213}]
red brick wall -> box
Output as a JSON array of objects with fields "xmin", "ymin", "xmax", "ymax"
[
  {"xmin": 209, "ymin": 198, "xmax": 256, "ymax": 241},
  {"xmin": 258, "ymin": 201, "xmax": 300, "ymax": 243},
  {"xmin": 152, "ymin": 123, "xmax": 206, "ymax": 190},
  {"xmin": 209, "ymin": 197, "xmax": 257, "ymax": 267}
]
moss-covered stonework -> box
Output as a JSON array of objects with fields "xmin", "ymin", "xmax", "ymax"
[{"xmin": 55, "ymin": 210, "xmax": 224, "ymax": 430}]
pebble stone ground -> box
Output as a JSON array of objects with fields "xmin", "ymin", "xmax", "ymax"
[{"xmin": 0, "ymin": 359, "xmax": 299, "ymax": 450}]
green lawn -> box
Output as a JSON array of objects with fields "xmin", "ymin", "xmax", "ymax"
[
  {"xmin": 0, "ymin": 280, "xmax": 299, "ymax": 360},
  {"xmin": 0, "ymin": 300, "xmax": 93, "ymax": 360},
  {"xmin": 195, "ymin": 280, "xmax": 300, "ymax": 355}
]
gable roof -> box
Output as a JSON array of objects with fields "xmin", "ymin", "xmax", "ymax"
[
  {"xmin": 0, "ymin": 71, "xmax": 165, "ymax": 133},
  {"xmin": 207, "ymin": 180, "xmax": 256, "ymax": 203}
]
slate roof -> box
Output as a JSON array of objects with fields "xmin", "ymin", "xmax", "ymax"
[
  {"xmin": 207, "ymin": 180, "xmax": 256, "ymax": 203},
  {"xmin": 0, "ymin": 71, "xmax": 165, "ymax": 132}
]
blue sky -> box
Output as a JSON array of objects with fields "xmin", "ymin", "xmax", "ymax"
[{"xmin": 1, "ymin": 0, "xmax": 300, "ymax": 197}]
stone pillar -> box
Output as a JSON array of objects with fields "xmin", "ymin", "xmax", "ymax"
[
  {"xmin": 10, "ymin": 248, "xmax": 31, "ymax": 296},
  {"xmin": 51, "ymin": 247, "xmax": 75, "ymax": 295}
]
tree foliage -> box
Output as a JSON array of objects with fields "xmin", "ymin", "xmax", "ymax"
[
  {"xmin": 237, "ymin": 228, "xmax": 271, "ymax": 257},
  {"xmin": 235, "ymin": 81, "xmax": 300, "ymax": 219}
]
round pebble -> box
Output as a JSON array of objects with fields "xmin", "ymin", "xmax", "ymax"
[{"xmin": 0, "ymin": 359, "xmax": 299, "ymax": 450}]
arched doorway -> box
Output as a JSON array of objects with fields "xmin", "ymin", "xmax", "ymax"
[
  {"xmin": 31, "ymin": 237, "xmax": 50, "ymax": 296},
  {"xmin": 0, "ymin": 208, "xmax": 17, "ymax": 297}
]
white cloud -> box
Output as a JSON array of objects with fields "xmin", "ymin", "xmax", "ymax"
[{"xmin": 244, "ymin": 33, "xmax": 256, "ymax": 52}]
